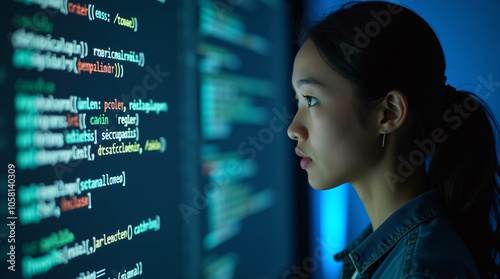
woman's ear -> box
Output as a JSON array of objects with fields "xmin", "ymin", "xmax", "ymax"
[{"xmin": 377, "ymin": 89, "xmax": 408, "ymax": 134}]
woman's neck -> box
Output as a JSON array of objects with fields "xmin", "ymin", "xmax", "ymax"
[{"xmin": 351, "ymin": 159, "xmax": 425, "ymax": 231}]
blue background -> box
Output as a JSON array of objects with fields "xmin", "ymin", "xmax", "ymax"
[{"xmin": 303, "ymin": 0, "xmax": 500, "ymax": 278}]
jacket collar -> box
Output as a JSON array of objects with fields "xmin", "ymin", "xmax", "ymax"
[{"xmin": 334, "ymin": 188, "xmax": 445, "ymax": 276}]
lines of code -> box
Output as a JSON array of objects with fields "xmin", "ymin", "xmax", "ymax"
[
  {"xmin": 13, "ymin": 0, "xmax": 139, "ymax": 32},
  {"xmin": 1, "ymin": 0, "xmax": 180, "ymax": 278},
  {"xmin": 15, "ymin": 90, "xmax": 167, "ymax": 168},
  {"xmin": 11, "ymin": 2, "xmax": 144, "ymax": 78},
  {"xmin": 1, "ymin": 0, "xmax": 294, "ymax": 278},
  {"xmin": 196, "ymin": 0, "xmax": 294, "ymax": 278},
  {"xmin": 21, "ymin": 216, "xmax": 157, "ymax": 278}
]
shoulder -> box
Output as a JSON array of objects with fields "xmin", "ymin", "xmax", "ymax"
[{"xmin": 400, "ymin": 213, "xmax": 479, "ymax": 279}]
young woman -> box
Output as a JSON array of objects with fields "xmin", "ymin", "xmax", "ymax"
[{"xmin": 287, "ymin": 1, "xmax": 500, "ymax": 278}]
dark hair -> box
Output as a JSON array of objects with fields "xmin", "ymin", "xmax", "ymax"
[{"xmin": 301, "ymin": 1, "xmax": 500, "ymax": 277}]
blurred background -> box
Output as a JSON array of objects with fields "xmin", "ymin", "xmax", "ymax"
[{"xmin": 0, "ymin": 0, "xmax": 498, "ymax": 279}]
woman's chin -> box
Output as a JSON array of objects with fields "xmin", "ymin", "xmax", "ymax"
[{"xmin": 307, "ymin": 176, "xmax": 343, "ymax": 191}]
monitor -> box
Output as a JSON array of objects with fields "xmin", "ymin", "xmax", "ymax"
[{"xmin": 0, "ymin": 1, "xmax": 295, "ymax": 278}]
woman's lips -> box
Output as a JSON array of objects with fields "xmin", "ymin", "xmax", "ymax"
[
  {"xmin": 300, "ymin": 158, "xmax": 312, "ymax": 169},
  {"xmin": 295, "ymin": 148, "xmax": 312, "ymax": 169}
]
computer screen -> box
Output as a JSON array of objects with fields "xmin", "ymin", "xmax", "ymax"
[{"xmin": 0, "ymin": 1, "xmax": 295, "ymax": 278}]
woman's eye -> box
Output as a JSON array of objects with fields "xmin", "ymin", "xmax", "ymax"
[
  {"xmin": 308, "ymin": 97, "xmax": 318, "ymax": 107},
  {"xmin": 302, "ymin": 95, "xmax": 318, "ymax": 107}
]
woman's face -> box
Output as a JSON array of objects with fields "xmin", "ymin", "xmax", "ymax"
[{"xmin": 288, "ymin": 40, "xmax": 380, "ymax": 190}]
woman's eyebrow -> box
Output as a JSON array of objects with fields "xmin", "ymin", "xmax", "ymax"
[
  {"xmin": 292, "ymin": 77, "xmax": 323, "ymax": 100},
  {"xmin": 292, "ymin": 77, "xmax": 322, "ymax": 90}
]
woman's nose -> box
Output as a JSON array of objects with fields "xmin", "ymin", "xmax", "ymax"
[{"xmin": 287, "ymin": 111, "xmax": 307, "ymax": 141}]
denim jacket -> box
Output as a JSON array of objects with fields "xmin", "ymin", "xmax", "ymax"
[{"xmin": 333, "ymin": 189, "xmax": 480, "ymax": 279}]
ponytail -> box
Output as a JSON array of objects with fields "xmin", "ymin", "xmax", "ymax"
[{"xmin": 427, "ymin": 86, "xmax": 500, "ymax": 278}]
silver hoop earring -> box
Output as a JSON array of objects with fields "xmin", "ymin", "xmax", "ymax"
[{"xmin": 382, "ymin": 130, "xmax": 387, "ymax": 148}]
